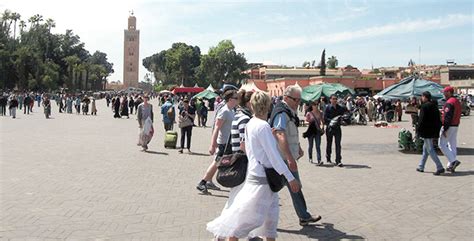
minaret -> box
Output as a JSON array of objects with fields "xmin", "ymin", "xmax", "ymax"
[{"xmin": 123, "ymin": 12, "xmax": 140, "ymax": 88}]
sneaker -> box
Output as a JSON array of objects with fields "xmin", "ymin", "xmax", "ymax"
[
  {"xmin": 206, "ymin": 181, "xmax": 221, "ymax": 190},
  {"xmin": 433, "ymin": 168, "xmax": 445, "ymax": 176},
  {"xmin": 316, "ymin": 161, "xmax": 323, "ymax": 166},
  {"xmin": 337, "ymin": 163, "xmax": 344, "ymax": 167},
  {"xmin": 178, "ymin": 149, "xmax": 183, "ymax": 154},
  {"xmin": 451, "ymin": 160, "xmax": 461, "ymax": 172},
  {"xmin": 416, "ymin": 168, "xmax": 424, "ymax": 172},
  {"xmin": 299, "ymin": 215, "xmax": 322, "ymax": 226},
  {"xmin": 196, "ymin": 182, "xmax": 208, "ymax": 193},
  {"xmin": 309, "ymin": 159, "xmax": 313, "ymax": 163},
  {"xmin": 327, "ymin": 160, "xmax": 332, "ymax": 164}
]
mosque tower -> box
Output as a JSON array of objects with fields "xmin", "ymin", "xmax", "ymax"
[{"xmin": 123, "ymin": 12, "xmax": 139, "ymax": 88}]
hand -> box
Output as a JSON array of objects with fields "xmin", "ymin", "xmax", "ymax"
[
  {"xmin": 288, "ymin": 179, "xmax": 301, "ymax": 193},
  {"xmin": 209, "ymin": 143, "xmax": 217, "ymax": 155},
  {"xmin": 288, "ymin": 159, "xmax": 298, "ymax": 172}
]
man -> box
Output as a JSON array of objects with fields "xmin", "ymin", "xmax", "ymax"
[
  {"xmin": 161, "ymin": 96, "xmax": 175, "ymax": 131},
  {"xmin": 0, "ymin": 94, "xmax": 6, "ymax": 116},
  {"xmin": 439, "ymin": 86, "xmax": 462, "ymax": 172},
  {"xmin": 9, "ymin": 95, "xmax": 18, "ymax": 119},
  {"xmin": 23, "ymin": 94, "xmax": 32, "ymax": 114},
  {"xmin": 270, "ymin": 85, "xmax": 322, "ymax": 226},
  {"xmin": 416, "ymin": 91, "xmax": 444, "ymax": 175},
  {"xmin": 196, "ymin": 89, "xmax": 238, "ymax": 193},
  {"xmin": 324, "ymin": 94, "xmax": 346, "ymax": 167}
]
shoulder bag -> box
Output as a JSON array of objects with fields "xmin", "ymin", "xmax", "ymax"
[{"xmin": 216, "ymin": 134, "xmax": 248, "ymax": 188}]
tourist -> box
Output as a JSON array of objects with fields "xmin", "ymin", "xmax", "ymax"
[
  {"xmin": 66, "ymin": 96, "xmax": 73, "ymax": 114},
  {"xmin": 134, "ymin": 96, "xmax": 142, "ymax": 114},
  {"xmin": 207, "ymin": 91, "xmax": 300, "ymax": 241},
  {"xmin": 270, "ymin": 85, "xmax": 322, "ymax": 226},
  {"xmin": 113, "ymin": 96, "xmax": 121, "ymax": 118},
  {"xmin": 324, "ymin": 94, "xmax": 346, "ymax": 166},
  {"xmin": 199, "ymin": 101, "xmax": 209, "ymax": 127},
  {"xmin": 416, "ymin": 91, "xmax": 444, "ymax": 175},
  {"xmin": 43, "ymin": 96, "xmax": 51, "ymax": 119},
  {"xmin": 17, "ymin": 94, "xmax": 23, "ymax": 110},
  {"xmin": 82, "ymin": 96, "xmax": 90, "ymax": 115},
  {"xmin": 128, "ymin": 96, "xmax": 135, "ymax": 115},
  {"xmin": 121, "ymin": 96, "xmax": 129, "ymax": 118},
  {"xmin": 0, "ymin": 94, "xmax": 6, "ymax": 116},
  {"xmin": 91, "ymin": 98, "xmax": 97, "ymax": 115},
  {"xmin": 304, "ymin": 100, "xmax": 324, "ymax": 165},
  {"xmin": 161, "ymin": 97, "xmax": 175, "ymax": 131},
  {"xmin": 75, "ymin": 96, "xmax": 81, "ymax": 114},
  {"xmin": 231, "ymin": 90, "xmax": 253, "ymax": 154},
  {"xmin": 23, "ymin": 94, "xmax": 31, "ymax": 114},
  {"xmin": 36, "ymin": 93, "xmax": 41, "ymax": 107},
  {"xmin": 196, "ymin": 89, "xmax": 238, "ymax": 193},
  {"xmin": 137, "ymin": 95, "xmax": 154, "ymax": 151},
  {"xmin": 195, "ymin": 98, "xmax": 203, "ymax": 127},
  {"xmin": 439, "ymin": 86, "xmax": 462, "ymax": 172},
  {"xmin": 395, "ymin": 99, "xmax": 403, "ymax": 121},
  {"xmin": 9, "ymin": 95, "xmax": 18, "ymax": 119},
  {"xmin": 178, "ymin": 98, "xmax": 195, "ymax": 153}
]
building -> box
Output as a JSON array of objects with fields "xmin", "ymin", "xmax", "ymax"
[
  {"xmin": 123, "ymin": 13, "xmax": 140, "ymax": 88},
  {"xmin": 440, "ymin": 65, "xmax": 474, "ymax": 94}
]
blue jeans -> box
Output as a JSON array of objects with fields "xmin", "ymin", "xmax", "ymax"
[
  {"xmin": 285, "ymin": 170, "xmax": 311, "ymax": 220},
  {"xmin": 307, "ymin": 134, "xmax": 321, "ymax": 161},
  {"xmin": 418, "ymin": 138, "xmax": 443, "ymax": 171}
]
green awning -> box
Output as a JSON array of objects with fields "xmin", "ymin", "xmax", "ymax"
[
  {"xmin": 375, "ymin": 76, "xmax": 444, "ymax": 101},
  {"xmin": 302, "ymin": 83, "xmax": 354, "ymax": 103},
  {"xmin": 192, "ymin": 89, "xmax": 218, "ymax": 100}
]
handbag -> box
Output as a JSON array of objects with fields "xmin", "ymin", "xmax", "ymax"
[
  {"xmin": 216, "ymin": 135, "xmax": 248, "ymax": 188},
  {"xmin": 216, "ymin": 151, "xmax": 248, "ymax": 188},
  {"xmin": 264, "ymin": 168, "xmax": 286, "ymax": 192}
]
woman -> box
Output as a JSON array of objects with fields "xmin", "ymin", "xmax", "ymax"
[
  {"xmin": 43, "ymin": 96, "xmax": 51, "ymax": 119},
  {"xmin": 305, "ymin": 100, "xmax": 324, "ymax": 165},
  {"xmin": 137, "ymin": 95, "xmax": 154, "ymax": 151},
  {"xmin": 121, "ymin": 96, "xmax": 129, "ymax": 118},
  {"xmin": 207, "ymin": 91, "xmax": 300, "ymax": 241},
  {"xmin": 113, "ymin": 96, "xmax": 121, "ymax": 118},
  {"xmin": 178, "ymin": 98, "xmax": 195, "ymax": 153},
  {"xmin": 91, "ymin": 98, "xmax": 97, "ymax": 115}
]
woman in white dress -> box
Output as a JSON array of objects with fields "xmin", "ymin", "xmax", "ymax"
[{"xmin": 207, "ymin": 91, "xmax": 301, "ymax": 241}]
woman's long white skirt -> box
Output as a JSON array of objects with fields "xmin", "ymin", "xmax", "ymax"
[{"xmin": 207, "ymin": 180, "xmax": 279, "ymax": 239}]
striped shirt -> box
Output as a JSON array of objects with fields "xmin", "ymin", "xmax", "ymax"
[{"xmin": 231, "ymin": 107, "xmax": 252, "ymax": 153}]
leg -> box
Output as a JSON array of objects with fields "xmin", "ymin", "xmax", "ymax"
[
  {"xmin": 326, "ymin": 129, "xmax": 333, "ymax": 162},
  {"xmin": 438, "ymin": 128, "xmax": 456, "ymax": 167},
  {"xmin": 180, "ymin": 127, "xmax": 186, "ymax": 149},
  {"xmin": 425, "ymin": 138, "xmax": 443, "ymax": 171},
  {"xmin": 286, "ymin": 170, "xmax": 311, "ymax": 220},
  {"xmin": 307, "ymin": 136, "xmax": 314, "ymax": 161},
  {"xmin": 334, "ymin": 128, "xmax": 342, "ymax": 163},
  {"xmin": 448, "ymin": 127, "xmax": 458, "ymax": 158},
  {"xmin": 186, "ymin": 126, "xmax": 192, "ymax": 150},
  {"xmin": 315, "ymin": 133, "xmax": 322, "ymax": 162},
  {"xmin": 418, "ymin": 138, "xmax": 429, "ymax": 171}
]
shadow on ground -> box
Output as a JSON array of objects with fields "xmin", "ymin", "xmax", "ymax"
[
  {"xmin": 277, "ymin": 222, "xmax": 365, "ymax": 240},
  {"xmin": 399, "ymin": 147, "xmax": 474, "ymax": 156}
]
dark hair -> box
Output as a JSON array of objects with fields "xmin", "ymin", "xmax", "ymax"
[
  {"xmin": 330, "ymin": 94, "xmax": 337, "ymax": 99},
  {"xmin": 422, "ymin": 91, "xmax": 432, "ymax": 100},
  {"xmin": 237, "ymin": 90, "xmax": 253, "ymax": 107},
  {"xmin": 223, "ymin": 89, "xmax": 237, "ymax": 102}
]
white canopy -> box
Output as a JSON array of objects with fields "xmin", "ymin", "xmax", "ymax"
[
  {"xmin": 206, "ymin": 84, "xmax": 215, "ymax": 92},
  {"xmin": 240, "ymin": 82, "xmax": 263, "ymax": 92}
]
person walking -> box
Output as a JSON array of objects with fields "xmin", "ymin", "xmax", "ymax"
[
  {"xmin": 161, "ymin": 97, "xmax": 175, "ymax": 131},
  {"xmin": 0, "ymin": 94, "xmax": 7, "ymax": 116},
  {"xmin": 269, "ymin": 85, "xmax": 322, "ymax": 226},
  {"xmin": 324, "ymin": 94, "xmax": 346, "ymax": 167},
  {"xmin": 199, "ymin": 101, "xmax": 209, "ymax": 127},
  {"xmin": 395, "ymin": 99, "xmax": 403, "ymax": 122},
  {"xmin": 416, "ymin": 91, "xmax": 444, "ymax": 175},
  {"xmin": 121, "ymin": 96, "xmax": 129, "ymax": 118},
  {"xmin": 178, "ymin": 98, "xmax": 195, "ymax": 153},
  {"xmin": 91, "ymin": 98, "xmax": 97, "ymax": 115},
  {"xmin": 439, "ymin": 86, "xmax": 462, "ymax": 172},
  {"xmin": 43, "ymin": 96, "xmax": 51, "ymax": 119},
  {"xmin": 128, "ymin": 96, "xmax": 135, "ymax": 115},
  {"xmin": 113, "ymin": 96, "xmax": 121, "ymax": 118},
  {"xmin": 82, "ymin": 96, "xmax": 90, "ymax": 115},
  {"xmin": 9, "ymin": 95, "xmax": 18, "ymax": 119},
  {"xmin": 196, "ymin": 89, "xmax": 238, "ymax": 193},
  {"xmin": 23, "ymin": 94, "xmax": 31, "ymax": 114},
  {"xmin": 137, "ymin": 95, "xmax": 154, "ymax": 151},
  {"xmin": 66, "ymin": 96, "xmax": 73, "ymax": 114},
  {"xmin": 207, "ymin": 91, "xmax": 300, "ymax": 241},
  {"xmin": 74, "ymin": 96, "xmax": 81, "ymax": 114},
  {"xmin": 304, "ymin": 100, "xmax": 324, "ymax": 165}
]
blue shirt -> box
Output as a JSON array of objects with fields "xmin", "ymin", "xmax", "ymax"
[
  {"xmin": 161, "ymin": 101, "xmax": 175, "ymax": 124},
  {"xmin": 273, "ymin": 113, "xmax": 288, "ymax": 131}
]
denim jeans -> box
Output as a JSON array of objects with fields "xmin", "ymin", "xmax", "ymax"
[
  {"xmin": 285, "ymin": 170, "xmax": 311, "ymax": 220},
  {"xmin": 418, "ymin": 138, "xmax": 443, "ymax": 171},
  {"xmin": 307, "ymin": 134, "xmax": 321, "ymax": 161},
  {"xmin": 180, "ymin": 126, "xmax": 193, "ymax": 149}
]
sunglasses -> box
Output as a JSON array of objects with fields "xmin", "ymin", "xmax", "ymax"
[{"xmin": 286, "ymin": 95, "xmax": 301, "ymax": 102}]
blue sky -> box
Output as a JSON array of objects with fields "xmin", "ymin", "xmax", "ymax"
[{"xmin": 2, "ymin": 0, "xmax": 473, "ymax": 83}]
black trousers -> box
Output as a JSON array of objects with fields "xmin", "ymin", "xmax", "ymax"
[
  {"xmin": 180, "ymin": 126, "xmax": 193, "ymax": 149},
  {"xmin": 326, "ymin": 127, "xmax": 342, "ymax": 163}
]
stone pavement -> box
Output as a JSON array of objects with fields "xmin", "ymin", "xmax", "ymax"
[{"xmin": 0, "ymin": 99, "xmax": 472, "ymax": 240}]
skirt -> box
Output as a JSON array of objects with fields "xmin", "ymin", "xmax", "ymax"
[{"xmin": 207, "ymin": 175, "xmax": 279, "ymax": 239}]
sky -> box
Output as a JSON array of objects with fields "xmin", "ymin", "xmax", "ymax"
[{"xmin": 2, "ymin": 0, "xmax": 473, "ymax": 83}]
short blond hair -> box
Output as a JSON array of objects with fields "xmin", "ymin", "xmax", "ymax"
[{"xmin": 250, "ymin": 91, "xmax": 271, "ymax": 117}]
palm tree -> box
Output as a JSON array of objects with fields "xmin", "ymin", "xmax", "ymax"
[
  {"xmin": 63, "ymin": 55, "xmax": 80, "ymax": 88},
  {"xmin": 2, "ymin": 10, "xmax": 12, "ymax": 35},
  {"xmin": 11, "ymin": 12, "xmax": 20, "ymax": 39},
  {"xmin": 45, "ymin": 18, "xmax": 55, "ymax": 32},
  {"xmin": 327, "ymin": 56, "xmax": 338, "ymax": 69}
]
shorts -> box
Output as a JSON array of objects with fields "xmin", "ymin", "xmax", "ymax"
[{"xmin": 214, "ymin": 144, "xmax": 233, "ymax": 161}]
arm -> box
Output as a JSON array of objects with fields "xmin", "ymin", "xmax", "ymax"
[
  {"xmin": 209, "ymin": 118, "xmax": 224, "ymax": 155},
  {"xmin": 261, "ymin": 127, "xmax": 295, "ymax": 182},
  {"xmin": 137, "ymin": 106, "xmax": 143, "ymax": 126},
  {"xmin": 274, "ymin": 131, "xmax": 297, "ymax": 171},
  {"xmin": 443, "ymin": 103, "xmax": 454, "ymax": 132}
]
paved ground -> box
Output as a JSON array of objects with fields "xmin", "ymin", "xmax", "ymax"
[{"xmin": 1, "ymin": 98, "xmax": 473, "ymax": 241}]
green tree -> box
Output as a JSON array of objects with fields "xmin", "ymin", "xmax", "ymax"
[
  {"xmin": 302, "ymin": 61, "xmax": 311, "ymax": 68},
  {"xmin": 197, "ymin": 40, "xmax": 248, "ymax": 87},
  {"xmin": 327, "ymin": 55, "xmax": 338, "ymax": 69},
  {"xmin": 319, "ymin": 49, "xmax": 326, "ymax": 76}
]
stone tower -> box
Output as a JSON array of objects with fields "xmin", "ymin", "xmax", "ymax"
[{"xmin": 123, "ymin": 12, "xmax": 140, "ymax": 88}]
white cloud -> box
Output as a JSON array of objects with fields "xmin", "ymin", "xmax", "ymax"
[{"xmin": 237, "ymin": 14, "xmax": 473, "ymax": 53}]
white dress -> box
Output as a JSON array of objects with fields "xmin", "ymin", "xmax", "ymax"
[{"xmin": 207, "ymin": 117, "xmax": 294, "ymax": 239}]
